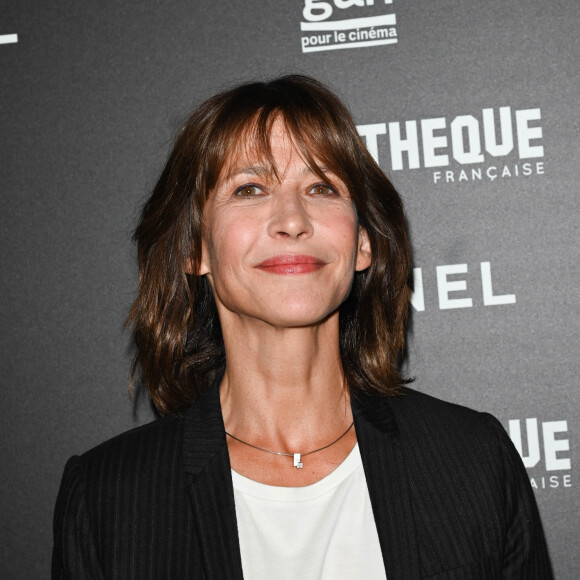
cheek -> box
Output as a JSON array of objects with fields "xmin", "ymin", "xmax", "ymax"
[
  {"xmin": 207, "ymin": 213, "xmax": 258, "ymax": 271},
  {"xmin": 324, "ymin": 212, "xmax": 360, "ymax": 260}
]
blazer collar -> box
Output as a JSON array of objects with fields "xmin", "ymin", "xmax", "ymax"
[
  {"xmin": 182, "ymin": 372, "xmax": 228, "ymax": 476},
  {"xmin": 351, "ymin": 389, "xmax": 400, "ymax": 435},
  {"xmin": 182, "ymin": 378, "xmax": 420, "ymax": 580},
  {"xmin": 353, "ymin": 390, "xmax": 421, "ymax": 579},
  {"xmin": 182, "ymin": 373, "xmax": 244, "ymax": 579}
]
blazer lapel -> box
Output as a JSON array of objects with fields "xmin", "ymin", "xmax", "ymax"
[
  {"xmin": 353, "ymin": 392, "xmax": 421, "ymax": 580},
  {"xmin": 182, "ymin": 377, "xmax": 244, "ymax": 579}
]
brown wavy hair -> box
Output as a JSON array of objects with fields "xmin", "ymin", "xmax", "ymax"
[{"xmin": 127, "ymin": 75, "xmax": 412, "ymax": 415}]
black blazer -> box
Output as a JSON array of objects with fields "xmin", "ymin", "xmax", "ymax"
[{"xmin": 53, "ymin": 381, "xmax": 553, "ymax": 579}]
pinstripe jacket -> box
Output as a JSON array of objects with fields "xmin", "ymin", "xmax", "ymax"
[{"xmin": 52, "ymin": 379, "xmax": 553, "ymax": 579}]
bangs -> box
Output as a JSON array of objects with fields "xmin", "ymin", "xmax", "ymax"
[
  {"xmin": 200, "ymin": 83, "xmax": 364, "ymax": 197},
  {"xmin": 216, "ymin": 115, "xmax": 332, "ymax": 186}
]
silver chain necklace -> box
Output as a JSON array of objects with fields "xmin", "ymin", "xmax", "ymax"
[{"xmin": 225, "ymin": 421, "xmax": 355, "ymax": 469}]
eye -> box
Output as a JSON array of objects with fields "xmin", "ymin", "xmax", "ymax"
[
  {"xmin": 234, "ymin": 184, "xmax": 263, "ymax": 197},
  {"xmin": 310, "ymin": 183, "xmax": 336, "ymax": 196}
]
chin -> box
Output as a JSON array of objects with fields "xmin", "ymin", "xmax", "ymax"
[{"xmin": 263, "ymin": 305, "xmax": 339, "ymax": 329}]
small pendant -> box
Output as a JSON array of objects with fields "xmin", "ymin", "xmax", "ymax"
[{"xmin": 293, "ymin": 453, "xmax": 303, "ymax": 468}]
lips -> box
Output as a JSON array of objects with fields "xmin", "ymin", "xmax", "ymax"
[{"xmin": 256, "ymin": 254, "xmax": 326, "ymax": 275}]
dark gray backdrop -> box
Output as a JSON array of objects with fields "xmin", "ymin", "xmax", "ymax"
[{"xmin": 1, "ymin": 1, "xmax": 578, "ymax": 578}]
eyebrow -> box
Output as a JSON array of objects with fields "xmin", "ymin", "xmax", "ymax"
[
  {"xmin": 227, "ymin": 164, "xmax": 331, "ymax": 180},
  {"xmin": 228, "ymin": 165, "xmax": 270, "ymax": 178},
  {"xmin": 300, "ymin": 165, "xmax": 330, "ymax": 176}
]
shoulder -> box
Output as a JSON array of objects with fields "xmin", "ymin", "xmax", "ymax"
[
  {"xmin": 386, "ymin": 389, "xmax": 551, "ymax": 576},
  {"xmin": 79, "ymin": 413, "xmax": 183, "ymax": 470},
  {"xmin": 61, "ymin": 379, "xmax": 225, "ymax": 492},
  {"xmin": 357, "ymin": 386, "xmax": 515, "ymax": 470},
  {"xmin": 354, "ymin": 392, "xmax": 552, "ymax": 577},
  {"xmin": 389, "ymin": 386, "xmax": 504, "ymax": 436},
  {"xmin": 382, "ymin": 387, "xmax": 520, "ymax": 481},
  {"xmin": 54, "ymin": 414, "xmax": 190, "ymax": 554},
  {"xmin": 53, "ymin": 409, "xmax": 208, "ymax": 576},
  {"xmin": 59, "ymin": 413, "xmax": 186, "ymax": 511}
]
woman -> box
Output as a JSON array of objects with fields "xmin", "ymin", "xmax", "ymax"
[{"xmin": 53, "ymin": 75, "xmax": 552, "ymax": 579}]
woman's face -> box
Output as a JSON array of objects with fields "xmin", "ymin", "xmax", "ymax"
[{"xmin": 199, "ymin": 119, "xmax": 371, "ymax": 329}]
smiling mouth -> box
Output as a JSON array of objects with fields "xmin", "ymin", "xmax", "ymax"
[{"xmin": 256, "ymin": 254, "xmax": 326, "ymax": 275}]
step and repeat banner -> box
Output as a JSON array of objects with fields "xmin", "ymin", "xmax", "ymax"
[{"xmin": 1, "ymin": 1, "xmax": 578, "ymax": 578}]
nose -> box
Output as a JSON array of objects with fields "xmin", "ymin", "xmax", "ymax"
[{"xmin": 267, "ymin": 189, "xmax": 313, "ymax": 240}]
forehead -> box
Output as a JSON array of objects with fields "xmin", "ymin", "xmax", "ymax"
[{"xmin": 220, "ymin": 118, "xmax": 320, "ymax": 181}]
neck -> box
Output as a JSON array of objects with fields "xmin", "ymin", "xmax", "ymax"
[{"xmin": 218, "ymin": 311, "xmax": 352, "ymax": 452}]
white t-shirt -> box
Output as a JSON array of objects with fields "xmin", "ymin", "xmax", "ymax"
[{"xmin": 231, "ymin": 443, "xmax": 387, "ymax": 580}]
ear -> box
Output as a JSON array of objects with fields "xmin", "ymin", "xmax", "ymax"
[
  {"xmin": 198, "ymin": 238, "xmax": 211, "ymax": 276},
  {"xmin": 185, "ymin": 239, "xmax": 211, "ymax": 276},
  {"xmin": 355, "ymin": 226, "xmax": 372, "ymax": 272}
]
